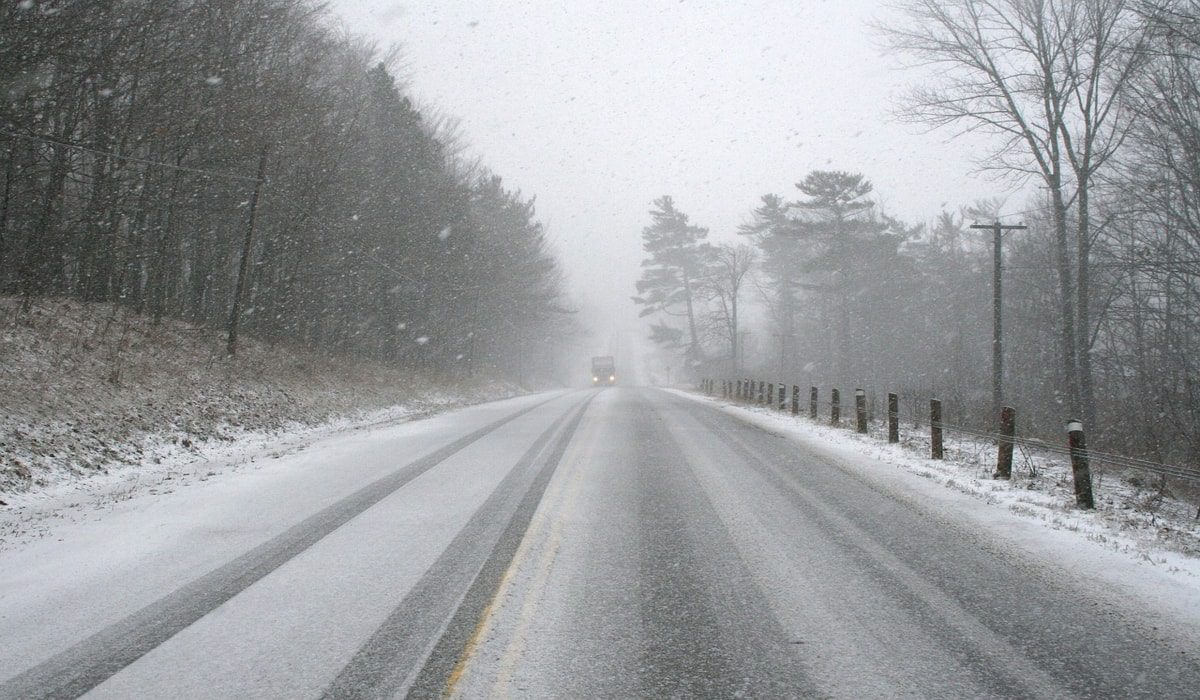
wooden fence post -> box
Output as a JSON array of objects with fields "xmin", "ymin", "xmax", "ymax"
[
  {"xmin": 996, "ymin": 406, "xmax": 1015, "ymax": 479},
  {"xmin": 888, "ymin": 392, "xmax": 899, "ymax": 443},
  {"xmin": 779, "ymin": 383, "xmax": 787, "ymax": 411},
  {"xmin": 831, "ymin": 388, "xmax": 840, "ymax": 425},
  {"xmin": 930, "ymin": 399, "xmax": 943, "ymax": 459},
  {"xmin": 1066, "ymin": 419, "xmax": 1095, "ymax": 509},
  {"xmin": 758, "ymin": 381, "xmax": 765, "ymax": 405},
  {"xmin": 809, "ymin": 386, "xmax": 818, "ymax": 419},
  {"xmin": 855, "ymin": 389, "xmax": 867, "ymax": 434},
  {"xmin": 792, "ymin": 385, "xmax": 800, "ymax": 414}
]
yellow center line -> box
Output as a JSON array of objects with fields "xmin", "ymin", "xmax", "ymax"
[
  {"xmin": 442, "ymin": 408, "xmax": 597, "ymax": 698},
  {"xmin": 491, "ymin": 434, "xmax": 592, "ymax": 694}
]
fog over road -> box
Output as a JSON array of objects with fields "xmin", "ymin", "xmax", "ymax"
[{"xmin": 2, "ymin": 389, "xmax": 1197, "ymax": 699}]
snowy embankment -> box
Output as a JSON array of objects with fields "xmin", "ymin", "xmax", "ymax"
[
  {"xmin": 671, "ymin": 388, "xmax": 1200, "ymax": 636},
  {"xmin": 0, "ymin": 297, "xmax": 522, "ymax": 515}
]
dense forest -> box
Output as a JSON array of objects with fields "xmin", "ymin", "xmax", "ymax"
[
  {"xmin": 0, "ymin": 0, "xmax": 575, "ymax": 382},
  {"xmin": 636, "ymin": 0, "xmax": 1200, "ymax": 466}
]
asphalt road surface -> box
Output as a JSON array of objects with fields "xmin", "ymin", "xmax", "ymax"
[{"xmin": 2, "ymin": 388, "xmax": 1197, "ymax": 698}]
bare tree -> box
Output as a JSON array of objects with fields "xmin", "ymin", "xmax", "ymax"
[
  {"xmin": 880, "ymin": 0, "xmax": 1148, "ymax": 429},
  {"xmin": 0, "ymin": 0, "xmax": 576, "ymax": 383},
  {"xmin": 701, "ymin": 243, "xmax": 756, "ymax": 374}
]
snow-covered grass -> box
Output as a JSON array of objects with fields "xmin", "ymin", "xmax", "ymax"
[
  {"xmin": 0, "ymin": 296, "xmax": 524, "ymax": 506},
  {"xmin": 674, "ymin": 389, "xmax": 1200, "ymax": 574}
]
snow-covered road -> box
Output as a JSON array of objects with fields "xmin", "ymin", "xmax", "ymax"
[{"xmin": 1, "ymin": 388, "xmax": 1197, "ymax": 698}]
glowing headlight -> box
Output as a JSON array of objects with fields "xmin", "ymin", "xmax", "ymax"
[
  {"xmin": 609, "ymin": 375, "xmax": 615, "ymax": 381},
  {"xmin": 592, "ymin": 376, "xmax": 598, "ymax": 382}
]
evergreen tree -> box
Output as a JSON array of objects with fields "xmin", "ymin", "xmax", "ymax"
[{"xmin": 633, "ymin": 196, "xmax": 713, "ymax": 367}]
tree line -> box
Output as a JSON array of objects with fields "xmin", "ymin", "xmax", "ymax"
[
  {"xmin": 636, "ymin": 0, "xmax": 1200, "ymax": 466},
  {"xmin": 0, "ymin": 0, "xmax": 575, "ymax": 383}
]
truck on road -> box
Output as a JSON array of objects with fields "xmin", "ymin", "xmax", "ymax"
[{"xmin": 591, "ymin": 356, "xmax": 616, "ymax": 386}]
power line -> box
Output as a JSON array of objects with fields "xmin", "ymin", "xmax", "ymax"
[{"xmin": 0, "ymin": 128, "xmax": 262, "ymax": 184}]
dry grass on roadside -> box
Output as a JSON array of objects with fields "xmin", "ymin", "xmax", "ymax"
[{"xmin": 0, "ymin": 296, "xmax": 515, "ymax": 497}]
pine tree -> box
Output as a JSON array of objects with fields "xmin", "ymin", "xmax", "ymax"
[{"xmin": 633, "ymin": 196, "xmax": 713, "ymax": 366}]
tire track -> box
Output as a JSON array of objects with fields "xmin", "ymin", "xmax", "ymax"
[
  {"xmin": 668, "ymin": 391, "xmax": 1200, "ymax": 698},
  {"xmin": 630, "ymin": 391, "xmax": 817, "ymax": 698},
  {"xmin": 0, "ymin": 395, "xmax": 559, "ymax": 700},
  {"xmin": 324, "ymin": 392, "xmax": 596, "ymax": 699}
]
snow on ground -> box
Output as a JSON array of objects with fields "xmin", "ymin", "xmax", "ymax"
[
  {"xmin": 670, "ymin": 389, "xmax": 1200, "ymax": 640},
  {"xmin": 0, "ymin": 296, "xmax": 526, "ymax": 545},
  {"xmin": 0, "ymin": 391, "xmax": 518, "ymax": 551}
]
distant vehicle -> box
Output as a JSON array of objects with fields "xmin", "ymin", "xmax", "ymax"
[{"xmin": 591, "ymin": 356, "xmax": 616, "ymax": 385}]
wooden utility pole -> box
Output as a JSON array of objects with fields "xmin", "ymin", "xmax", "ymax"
[
  {"xmin": 970, "ymin": 221, "xmax": 1027, "ymax": 424},
  {"xmin": 227, "ymin": 145, "xmax": 270, "ymax": 357}
]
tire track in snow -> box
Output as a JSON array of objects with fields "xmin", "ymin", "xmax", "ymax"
[
  {"xmin": 323, "ymin": 392, "xmax": 596, "ymax": 699},
  {"xmin": 0, "ymin": 395, "xmax": 559, "ymax": 700},
  {"xmin": 670, "ymin": 392, "xmax": 1200, "ymax": 698}
]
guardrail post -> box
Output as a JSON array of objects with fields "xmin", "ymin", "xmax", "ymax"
[
  {"xmin": 930, "ymin": 399, "xmax": 943, "ymax": 459},
  {"xmin": 809, "ymin": 386, "xmax": 818, "ymax": 419},
  {"xmin": 1067, "ymin": 419, "xmax": 1095, "ymax": 509},
  {"xmin": 888, "ymin": 392, "xmax": 899, "ymax": 443},
  {"xmin": 831, "ymin": 388, "xmax": 840, "ymax": 425},
  {"xmin": 779, "ymin": 383, "xmax": 787, "ymax": 411},
  {"xmin": 767, "ymin": 382, "xmax": 774, "ymax": 407},
  {"xmin": 995, "ymin": 406, "xmax": 1015, "ymax": 479},
  {"xmin": 757, "ymin": 381, "xmax": 764, "ymax": 405},
  {"xmin": 855, "ymin": 389, "xmax": 867, "ymax": 434},
  {"xmin": 792, "ymin": 385, "xmax": 800, "ymax": 414}
]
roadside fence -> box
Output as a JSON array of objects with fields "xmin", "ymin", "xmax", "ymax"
[{"xmin": 701, "ymin": 377, "xmax": 1200, "ymax": 512}]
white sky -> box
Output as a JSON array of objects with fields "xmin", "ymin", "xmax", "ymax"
[{"xmin": 333, "ymin": 0, "xmax": 1022, "ymax": 344}]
